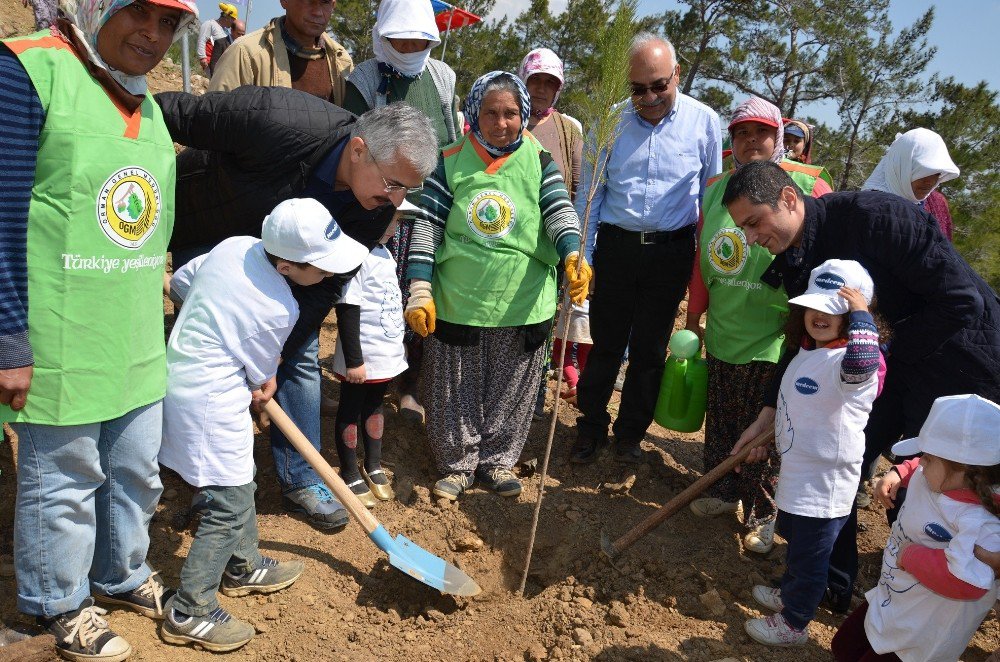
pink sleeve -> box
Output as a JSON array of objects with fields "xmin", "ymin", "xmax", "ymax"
[
  {"xmin": 687, "ymin": 213, "xmax": 709, "ymax": 316},
  {"xmin": 894, "ymin": 457, "xmax": 922, "ymax": 487},
  {"xmin": 900, "ymin": 545, "xmax": 990, "ymax": 600},
  {"xmin": 809, "ymin": 177, "xmax": 834, "ymax": 198}
]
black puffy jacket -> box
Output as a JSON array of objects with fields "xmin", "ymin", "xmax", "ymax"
[
  {"xmin": 156, "ymin": 86, "xmax": 394, "ymax": 357},
  {"xmin": 763, "ymin": 191, "xmax": 1000, "ymax": 420}
]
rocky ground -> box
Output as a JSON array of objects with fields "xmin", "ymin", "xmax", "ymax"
[{"xmin": 0, "ymin": 2, "xmax": 998, "ymax": 659}]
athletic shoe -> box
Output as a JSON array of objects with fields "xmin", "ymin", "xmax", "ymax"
[
  {"xmin": 614, "ymin": 440, "xmax": 643, "ymax": 464},
  {"xmin": 39, "ymin": 598, "xmax": 132, "ymax": 662},
  {"xmin": 433, "ymin": 473, "xmax": 474, "ymax": 501},
  {"xmin": 95, "ymin": 571, "xmax": 173, "ymax": 620},
  {"xmin": 743, "ymin": 519, "xmax": 776, "ymax": 554},
  {"xmin": 570, "ymin": 434, "xmax": 609, "ymax": 464},
  {"xmin": 751, "ymin": 585, "xmax": 784, "ymax": 611},
  {"xmin": 282, "ymin": 483, "xmax": 349, "ymax": 530},
  {"xmin": 477, "ymin": 467, "xmax": 522, "ymax": 497},
  {"xmin": 161, "ymin": 599, "xmax": 254, "ymax": 653},
  {"xmin": 744, "ymin": 613, "xmax": 807, "ymax": 646},
  {"xmin": 220, "ymin": 556, "xmax": 304, "ymax": 597},
  {"xmin": 689, "ymin": 498, "xmax": 740, "ymax": 518}
]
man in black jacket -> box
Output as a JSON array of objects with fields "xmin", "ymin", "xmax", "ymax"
[
  {"xmin": 722, "ymin": 160, "xmax": 1000, "ymax": 609},
  {"xmin": 157, "ymin": 86, "xmax": 437, "ymax": 529}
]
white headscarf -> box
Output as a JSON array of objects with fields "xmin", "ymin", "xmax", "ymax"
[
  {"xmin": 372, "ymin": 0, "xmax": 441, "ymax": 77},
  {"xmin": 862, "ymin": 128, "xmax": 960, "ymax": 202}
]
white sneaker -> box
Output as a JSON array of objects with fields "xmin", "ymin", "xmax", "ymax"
[
  {"xmin": 751, "ymin": 584, "xmax": 784, "ymax": 611},
  {"xmin": 743, "ymin": 519, "xmax": 775, "ymax": 554},
  {"xmin": 689, "ymin": 498, "xmax": 740, "ymax": 518},
  {"xmin": 744, "ymin": 613, "xmax": 807, "ymax": 646}
]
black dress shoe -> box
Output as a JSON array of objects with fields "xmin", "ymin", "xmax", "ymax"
[{"xmin": 570, "ymin": 435, "xmax": 609, "ymax": 464}]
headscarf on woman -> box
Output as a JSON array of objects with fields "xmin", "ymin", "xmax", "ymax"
[
  {"xmin": 862, "ymin": 128, "xmax": 960, "ymax": 203},
  {"xmin": 62, "ymin": 0, "xmax": 197, "ymax": 95},
  {"xmin": 371, "ymin": 0, "xmax": 441, "ymax": 89},
  {"xmin": 783, "ymin": 119, "xmax": 813, "ymax": 163},
  {"xmin": 518, "ymin": 47, "xmax": 564, "ymax": 119},
  {"xmin": 464, "ymin": 71, "xmax": 531, "ymax": 158},
  {"xmin": 728, "ymin": 96, "xmax": 785, "ymax": 167}
]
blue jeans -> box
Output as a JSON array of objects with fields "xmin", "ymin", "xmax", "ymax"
[
  {"xmin": 777, "ymin": 509, "xmax": 850, "ymax": 630},
  {"xmin": 12, "ymin": 402, "xmax": 162, "ymax": 617},
  {"xmin": 173, "ymin": 481, "xmax": 261, "ymax": 616},
  {"xmin": 269, "ymin": 330, "xmax": 323, "ymax": 491}
]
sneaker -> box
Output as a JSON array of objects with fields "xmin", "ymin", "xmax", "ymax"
[
  {"xmin": 614, "ymin": 361, "xmax": 628, "ymax": 391},
  {"xmin": 282, "ymin": 484, "xmax": 349, "ymax": 530},
  {"xmin": 751, "ymin": 585, "xmax": 784, "ymax": 611},
  {"xmin": 433, "ymin": 472, "xmax": 474, "ymax": 501},
  {"xmin": 95, "ymin": 571, "xmax": 174, "ymax": 620},
  {"xmin": 477, "ymin": 467, "xmax": 522, "ymax": 498},
  {"xmin": 220, "ymin": 556, "xmax": 304, "ymax": 597},
  {"xmin": 689, "ymin": 498, "xmax": 740, "ymax": 518},
  {"xmin": 743, "ymin": 519, "xmax": 776, "ymax": 554},
  {"xmin": 570, "ymin": 434, "xmax": 609, "ymax": 464},
  {"xmin": 744, "ymin": 614, "xmax": 807, "ymax": 646},
  {"xmin": 614, "ymin": 440, "xmax": 643, "ymax": 464},
  {"xmin": 39, "ymin": 598, "xmax": 132, "ymax": 662},
  {"xmin": 161, "ymin": 599, "xmax": 254, "ymax": 653}
]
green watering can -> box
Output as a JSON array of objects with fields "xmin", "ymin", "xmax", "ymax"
[{"xmin": 653, "ymin": 330, "xmax": 708, "ymax": 433}]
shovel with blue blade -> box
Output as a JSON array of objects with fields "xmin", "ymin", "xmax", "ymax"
[{"xmin": 263, "ymin": 399, "xmax": 482, "ymax": 597}]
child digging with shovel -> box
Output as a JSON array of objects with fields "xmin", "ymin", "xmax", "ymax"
[{"xmin": 158, "ymin": 198, "xmax": 368, "ymax": 651}]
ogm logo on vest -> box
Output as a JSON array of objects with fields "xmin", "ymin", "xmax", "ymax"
[
  {"xmin": 707, "ymin": 227, "xmax": 748, "ymax": 274},
  {"xmin": 467, "ymin": 190, "xmax": 516, "ymax": 240},
  {"xmin": 97, "ymin": 167, "xmax": 161, "ymax": 249}
]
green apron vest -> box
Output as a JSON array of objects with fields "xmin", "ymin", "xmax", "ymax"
[
  {"xmin": 434, "ymin": 134, "xmax": 559, "ymax": 327},
  {"xmin": 1, "ymin": 31, "xmax": 175, "ymax": 425},
  {"xmin": 699, "ymin": 160, "xmax": 831, "ymax": 364}
]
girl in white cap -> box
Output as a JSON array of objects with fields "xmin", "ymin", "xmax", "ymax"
[
  {"xmin": 832, "ymin": 393, "xmax": 1000, "ymax": 662},
  {"xmin": 741, "ymin": 258, "xmax": 884, "ymax": 646}
]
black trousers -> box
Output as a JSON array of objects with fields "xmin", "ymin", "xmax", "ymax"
[{"xmin": 576, "ymin": 225, "xmax": 695, "ymax": 443}]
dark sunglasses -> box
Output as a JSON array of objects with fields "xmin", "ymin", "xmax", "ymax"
[{"xmin": 630, "ymin": 78, "xmax": 671, "ymax": 97}]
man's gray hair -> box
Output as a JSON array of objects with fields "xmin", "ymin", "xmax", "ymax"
[
  {"xmin": 350, "ymin": 103, "xmax": 438, "ymax": 179},
  {"xmin": 628, "ymin": 31, "xmax": 677, "ymax": 65}
]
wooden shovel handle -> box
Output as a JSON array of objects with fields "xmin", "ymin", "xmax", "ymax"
[
  {"xmin": 607, "ymin": 429, "xmax": 776, "ymax": 557},
  {"xmin": 263, "ymin": 399, "xmax": 380, "ymax": 534}
]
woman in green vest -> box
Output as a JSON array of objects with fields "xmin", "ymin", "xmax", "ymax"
[
  {"xmin": 403, "ymin": 71, "xmax": 591, "ymax": 503},
  {"xmin": 0, "ymin": 0, "xmax": 195, "ymax": 659},
  {"xmin": 684, "ymin": 97, "xmax": 833, "ymax": 554}
]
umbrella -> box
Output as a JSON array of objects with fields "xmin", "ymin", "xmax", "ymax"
[{"xmin": 430, "ymin": 0, "xmax": 482, "ymax": 61}]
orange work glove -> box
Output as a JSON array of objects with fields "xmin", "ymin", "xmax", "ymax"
[
  {"xmin": 404, "ymin": 279, "xmax": 436, "ymax": 337},
  {"xmin": 564, "ymin": 252, "xmax": 593, "ymax": 305}
]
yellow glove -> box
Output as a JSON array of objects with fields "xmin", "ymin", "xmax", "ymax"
[
  {"xmin": 564, "ymin": 252, "xmax": 593, "ymax": 305},
  {"xmin": 404, "ymin": 280, "xmax": 436, "ymax": 337}
]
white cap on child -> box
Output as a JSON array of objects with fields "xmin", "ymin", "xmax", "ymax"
[
  {"xmin": 262, "ymin": 198, "xmax": 369, "ymax": 274},
  {"xmin": 787, "ymin": 259, "xmax": 874, "ymax": 315},
  {"xmin": 892, "ymin": 394, "xmax": 1000, "ymax": 466}
]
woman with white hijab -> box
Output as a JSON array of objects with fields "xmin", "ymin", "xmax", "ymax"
[
  {"xmin": 343, "ymin": 0, "xmax": 460, "ymax": 424},
  {"xmin": 863, "ymin": 128, "xmax": 960, "ymax": 202}
]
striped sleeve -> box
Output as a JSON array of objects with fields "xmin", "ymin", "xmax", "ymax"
[
  {"xmin": 538, "ymin": 153, "xmax": 581, "ymax": 260},
  {"xmin": 841, "ymin": 311, "xmax": 880, "ymax": 384},
  {"xmin": 405, "ymin": 159, "xmax": 452, "ymax": 282},
  {"xmin": 0, "ymin": 46, "xmax": 44, "ymax": 370}
]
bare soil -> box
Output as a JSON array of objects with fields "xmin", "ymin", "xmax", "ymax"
[{"xmin": 0, "ymin": 3, "xmax": 997, "ymax": 659}]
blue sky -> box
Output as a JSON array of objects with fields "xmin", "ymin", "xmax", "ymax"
[{"xmin": 193, "ymin": 0, "xmax": 998, "ymax": 124}]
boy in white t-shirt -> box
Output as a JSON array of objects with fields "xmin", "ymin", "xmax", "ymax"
[
  {"xmin": 741, "ymin": 259, "xmax": 882, "ymax": 646},
  {"xmin": 158, "ymin": 198, "xmax": 368, "ymax": 653}
]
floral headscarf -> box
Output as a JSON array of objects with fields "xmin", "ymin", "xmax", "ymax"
[
  {"xmin": 464, "ymin": 71, "xmax": 531, "ymax": 158},
  {"xmin": 62, "ymin": 0, "xmax": 197, "ymax": 95},
  {"xmin": 727, "ymin": 96, "xmax": 785, "ymax": 167},
  {"xmin": 518, "ymin": 47, "xmax": 565, "ymax": 119}
]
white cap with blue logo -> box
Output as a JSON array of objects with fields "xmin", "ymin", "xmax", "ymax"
[
  {"xmin": 262, "ymin": 198, "xmax": 369, "ymax": 274},
  {"xmin": 788, "ymin": 259, "xmax": 874, "ymax": 315},
  {"xmin": 892, "ymin": 394, "xmax": 1000, "ymax": 466}
]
